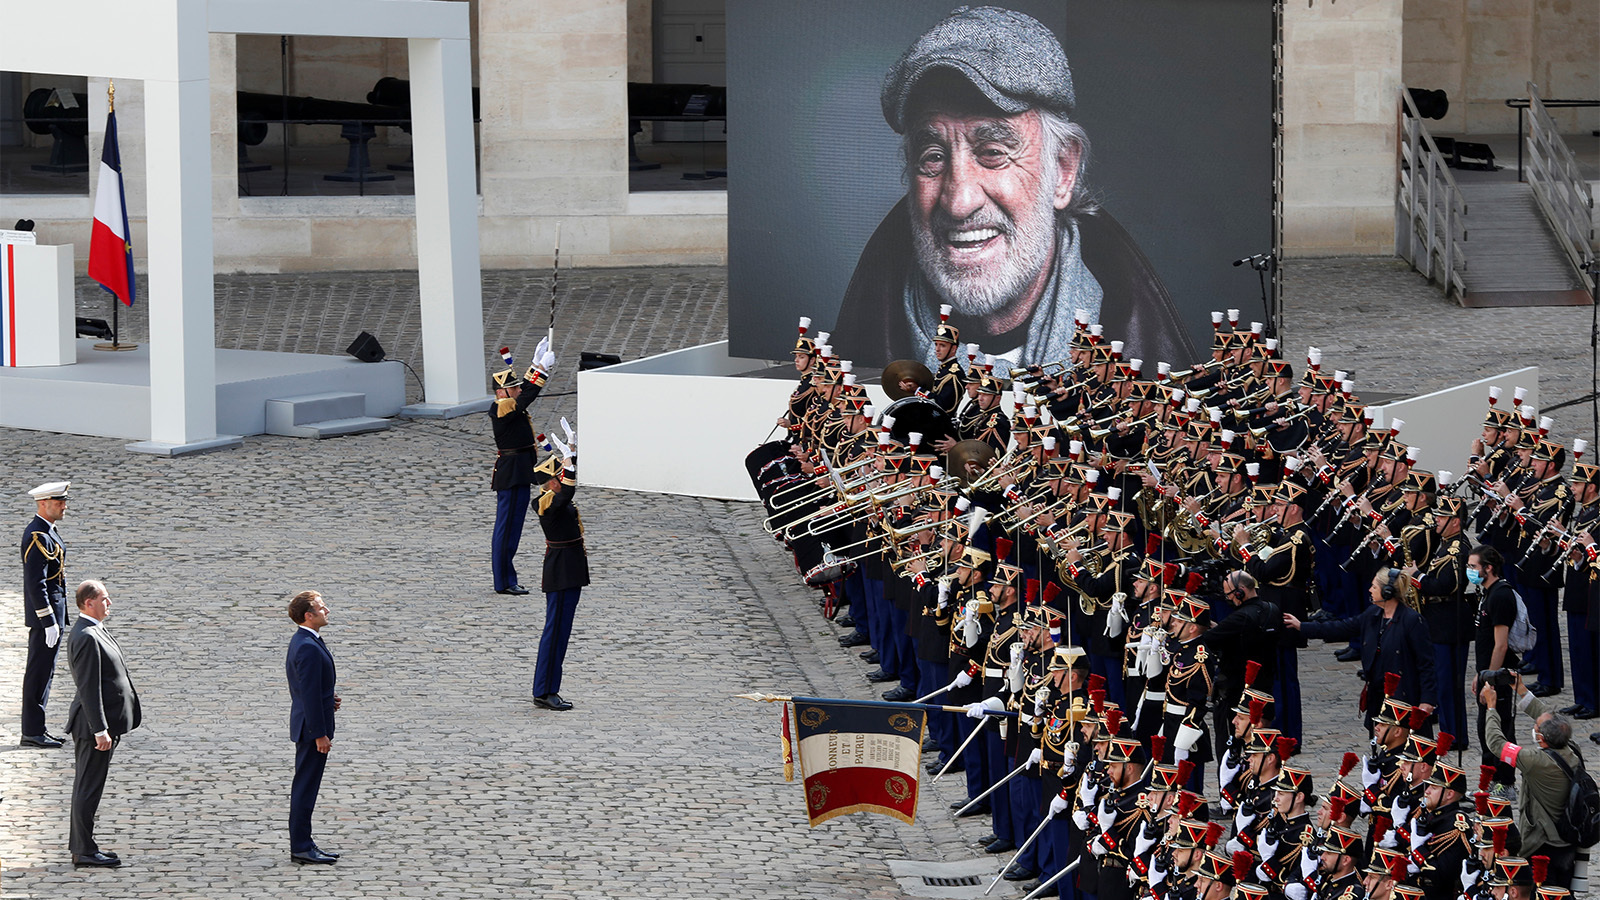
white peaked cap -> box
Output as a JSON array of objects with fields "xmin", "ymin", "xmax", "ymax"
[{"xmin": 28, "ymin": 481, "xmax": 70, "ymax": 501}]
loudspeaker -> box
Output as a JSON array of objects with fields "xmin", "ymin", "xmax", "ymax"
[
  {"xmin": 346, "ymin": 331, "xmax": 386, "ymax": 363},
  {"xmin": 580, "ymin": 351, "xmax": 623, "ymax": 371}
]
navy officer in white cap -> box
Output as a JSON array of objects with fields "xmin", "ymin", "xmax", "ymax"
[{"xmin": 20, "ymin": 480, "xmax": 71, "ymax": 748}]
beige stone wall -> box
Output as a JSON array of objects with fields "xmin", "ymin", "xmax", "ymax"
[
  {"xmin": 1404, "ymin": 0, "xmax": 1600, "ymax": 135},
  {"xmin": 1283, "ymin": 0, "xmax": 1405, "ymax": 257}
]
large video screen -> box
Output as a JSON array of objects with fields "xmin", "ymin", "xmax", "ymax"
[{"xmin": 727, "ymin": 0, "xmax": 1273, "ymax": 370}]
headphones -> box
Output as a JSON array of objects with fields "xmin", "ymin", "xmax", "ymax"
[{"xmin": 1380, "ymin": 568, "xmax": 1401, "ymax": 601}]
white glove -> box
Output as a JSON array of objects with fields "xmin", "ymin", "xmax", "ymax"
[
  {"xmin": 1360, "ymin": 756, "xmax": 1382, "ymax": 789},
  {"xmin": 1391, "ymin": 797, "xmax": 1412, "ymax": 828},
  {"xmin": 953, "ymin": 667, "xmax": 974, "ymax": 688},
  {"xmin": 1080, "ymin": 776, "xmax": 1100, "ymax": 807},
  {"xmin": 1285, "ymin": 883, "xmax": 1309, "ymax": 900},
  {"xmin": 1225, "ymin": 837, "xmax": 1246, "ymax": 856},
  {"xmin": 44, "ymin": 623, "xmax": 60, "ymax": 648},
  {"xmin": 1260, "ymin": 830, "xmax": 1280, "ymax": 858},
  {"xmin": 1072, "ymin": 808, "xmax": 1091, "ymax": 830},
  {"xmin": 1142, "ymin": 636, "xmax": 1165, "ymax": 678},
  {"xmin": 1378, "ymin": 828, "xmax": 1397, "ymax": 850},
  {"xmin": 1049, "ymin": 792, "xmax": 1071, "ymax": 817},
  {"xmin": 961, "ymin": 609, "xmax": 981, "ymax": 647},
  {"xmin": 1150, "ymin": 857, "xmax": 1169, "ymax": 888},
  {"xmin": 549, "ymin": 433, "xmax": 574, "ymax": 461},
  {"xmin": 1299, "ymin": 846, "xmax": 1317, "ymax": 879},
  {"xmin": 937, "ymin": 579, "xmax": 951, "ymax": 610},
  {"xmin": 1034, "ymin": 692, "xmax": 1047, "ymax": 716},
  {"xmin": 1459, "ymin": 859, "xmax": 1480, "ymax": 890},
  {"xmin": 967, "ymin": 696, "xmax": 1003, "ymax": 719},
  {"xmin": 1090, "ymin": 835, "xmax": 1109, "ymax": 858},
  {"xmin": 1105, "ymin": 592, "xmax": 1127, "ymax": 637},
  {"xmin": 533, "ymin": 335, "xmax": 556, "ymax": 372},
  {"xmin": 1235, "ymin": 808, "xmax": 1257, "ymax": 834},
  {"xmin": 1255, "ymin": 864, "xmax": 1272, "ymax": 883},
  {"xmin": 1134, "ymin": 821, "xmax": 1159, "ymax": 858},
  {"xmin": 1409, "ymin": 825, "xmax": 1428, "ymax": 852},
  {"xmin": 1027, "ymin": 748, "xmax": 1043, "ymax": 770},
  {"xmin": 1219, "ymin": 754, "xmax": 1242, "ymax": 790}
]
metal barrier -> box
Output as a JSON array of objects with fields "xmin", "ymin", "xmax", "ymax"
[
  {"xmin": 1395, "ymin": 86, "xmax": 1468, "ymax": 298},
  {"xmin": 1523, "ymin": 82, "xmax": 1596, "ymax": 291}
]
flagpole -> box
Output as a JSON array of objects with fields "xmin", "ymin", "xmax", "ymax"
[{"xmin": 108, "ymin": 79, "xmax": 119, "ymax": 349}]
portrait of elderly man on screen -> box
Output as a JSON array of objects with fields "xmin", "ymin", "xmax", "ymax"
[{"xmin": 831, "ymin": 5, "xmax": 1197, "ymax": 369}]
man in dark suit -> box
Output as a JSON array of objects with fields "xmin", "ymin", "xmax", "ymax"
[
  {"xmin": 532, "ymin": 430, "xmax": 589, "ymax": 712},
  {"xmin": 285, "ymin": 590, "xmax": 340, "ymax": 864},
  {"xmin": 20, "ymin": 480, "xmax": 71, "ymax": 748},
  {"xmin": 65, "ymin": 579, "xmax": 141, "ymax": 867}
]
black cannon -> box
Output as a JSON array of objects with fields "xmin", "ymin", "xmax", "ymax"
[
  {"xmin": 21, "ymin": 89, "xmax": 90, "ymax": 174},
  {"xmin": 236, "ymin": 89, "xmax": 410, "ymax": 183}
]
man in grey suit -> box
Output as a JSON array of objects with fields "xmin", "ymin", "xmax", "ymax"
[{"xmin": 65, "ymin": 579, "xmax": 141, "ymax": 867}]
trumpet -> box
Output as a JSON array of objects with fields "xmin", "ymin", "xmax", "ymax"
[
  {"xmin": 1009, "ymin": 360, "xmax": 1071, "ymax": 381},
  {"xmin": 1165, "ymin": 359, "xmax": 1223, "ymax": 383},
  {"xmin": 801, "ymin": 479, "xmax": 933, "ymax": 536}
]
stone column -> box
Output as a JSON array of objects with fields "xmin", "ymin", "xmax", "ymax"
[{"xmin": 1282, "ymin": 0, "xmax": 1404, "ymax": 257}]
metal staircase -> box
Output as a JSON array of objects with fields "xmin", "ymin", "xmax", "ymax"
[{"xmin": 1396, "ymin": 84, "xmax": 1595, "ymax": 308}]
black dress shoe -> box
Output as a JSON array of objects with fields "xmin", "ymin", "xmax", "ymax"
[
  {"xmin": 838, "ymin": 632, "xmax": 869, "ymax": 648},
  {"xmin": 313, "ymin": 847, "xmax": 340, "ymax": 859},
  {"xmin": 954, "ymin": 799, "xmax": 990, "ymax": 818},
  {"xmin": 1529, "ymin": 682, "xmax": 1560, "ymax": 698},
  {"xmin": 837, "ymin": 615, "xmax": 856, "ymax": 628},
  {"xmin": 532, "ymin": 694, "xmax": 575, "ymax": 711},
  {"xmin": 1561, "ymin": 703, "xmax": 1583, "ymax": 715},
  {"xmin": 865, "ymin": 669, "xmax": 897, "ymax": 683},
  {"xmin": 977, "ymin": 833, "xmax": 997, "ymax": 845},
  {"xmin": 882, "ymin": 685, "xmax": 914, "ymax": 702},
  {"xmin": 1519, "ymin": 661, "xmax": 1540, "ymax": 675},
  {"xmin": 1333, "ymin": 647, "xmax": 1361, "ymax": 662},
  {"xmin": 1591, "ymin": 731, "xmax": 1600, "ymax": 746},
  {"xmin": 1575, "ymin": 707, "xmax": 1599, "ymax": 720},
  {"xmin": 921, "ymin": 735, "xmax": 940, "ymax": 752},
  {"xmin": 291, "ymin": 849, "xmax": 337, "ymax": 864},
  {"xmin": 859, "ymin": 649, "xmax": 880, "ymax": 663},
  {"xmin": 985, "ymin": 838, "xmax": 1017, "ymax": 854},
  {"xmin": 73, "ymin": 851, "xmax": 122, "ymax": 867},
  {"xmin": 20, "ymin": 734, "xmax": 63, "ymax": 749},
  {"xmin": 496, "ymin": 585, "xmax": 530, "ymax": 596},
  {"xmin": 1003, "ymin": 864, "xmax": 1040, "ymax": 881}
]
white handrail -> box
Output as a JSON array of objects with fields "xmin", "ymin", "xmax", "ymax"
[
  {"xmin": 1525, "ymin": 82, "xmax": 1596, "ymax": 290},
  {"xmin": 1394, "ymin": 88, "xmax": 1468, "ymax": 297}
]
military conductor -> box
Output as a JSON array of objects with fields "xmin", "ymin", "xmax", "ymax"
[
  {"xmin": 490, "ymin": 338, "xmax": 557, "ymax": 595},
  {"xmin": 286, "ymin": 590, "xmax": 340, "ymax": 864},
  {"xmin": 20, "ymin": 480, "xmax": 71, "ymax": 748},
  {"xmin": 532, "ymin": 431, "xmax": 589, "ymax": 711},
  {"xmin": 66, "ymin": 579, "xmax": 141, "ymax": 867}
]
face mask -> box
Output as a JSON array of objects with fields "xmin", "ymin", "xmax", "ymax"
[{"xmin": 1466, "ymin": 567, "xmax": 1484, "ymax": 586}]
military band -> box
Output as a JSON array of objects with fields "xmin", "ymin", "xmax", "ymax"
[{"xmin": 749, "ymin": 311, "xmax": 1595, "ymax": 896}]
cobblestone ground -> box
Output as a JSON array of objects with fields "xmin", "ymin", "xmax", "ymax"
[{"xmin": 0, "ymin": 259, "xmax": 1587, "ymax": 898}]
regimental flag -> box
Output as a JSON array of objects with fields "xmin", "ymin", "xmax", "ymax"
[
  {"xmin": 87, "ymin": 110, "xmax": 135, "ymax": 307},
  {"xmin": 792, "ymin": 697, "xmax": 925, "ymax": 826},
  {"xmin": 781, "ymin": 702, "xmax": 795, "ymax": 782}
]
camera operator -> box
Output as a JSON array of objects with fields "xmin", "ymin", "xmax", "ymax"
[
  {"xmin": 1478, "ymin": 672, "xmax": 1580, "ymax": 888},
  {"xmin": 1471, "ymin": 545, "xmax": 1519, "ymax": 792}
]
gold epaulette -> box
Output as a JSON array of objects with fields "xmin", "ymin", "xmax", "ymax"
[{"xmin": 494, "ymin": 397, "xmax": 518, "ymax": 417}]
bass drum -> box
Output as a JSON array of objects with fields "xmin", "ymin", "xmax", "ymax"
[{"xmin": 881, "ymin": 396, "xmax": 956, "ymax": 449}]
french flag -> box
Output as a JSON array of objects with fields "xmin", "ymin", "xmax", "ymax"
[{"xmin": 87, "ymin": 110, "xmax": 135, "ymax": 306}]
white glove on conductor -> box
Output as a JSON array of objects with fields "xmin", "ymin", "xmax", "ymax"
[
  {"xmin": 533, "ymin": 335, "xmax": 556, "ymax": 372},
  {"xmin": 549, "ymin": 433, "xmax": 574, "ymax": 461},
  {"xmin": 44, "ymin": 623, "xmax": 60, "ymax": 648}
]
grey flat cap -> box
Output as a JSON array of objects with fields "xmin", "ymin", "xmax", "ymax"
[{"xmin": 882, "ymin": 5, "xmax": 1075, "ymax": 134}]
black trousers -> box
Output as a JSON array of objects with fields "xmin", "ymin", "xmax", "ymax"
[
  {"xmin": 70, "ymin": 733, "xmax": 117, "ymax": 856},
  {"xmin": 290, "ymin": 738, "xmax": 328, "ymax": 853},
  {"xmin": 21, "ymin": 625, "xmax": 60, "ymax": 736}
]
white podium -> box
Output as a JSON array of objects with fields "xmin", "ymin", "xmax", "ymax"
[{"xmin": 0, "ymin": 235, "xmax": 76, "ymax": 367}]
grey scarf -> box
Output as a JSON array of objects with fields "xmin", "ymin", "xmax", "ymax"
[{"xmin": 902, "ymin": 216, "xmax": 1103, "ymax": 369}]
